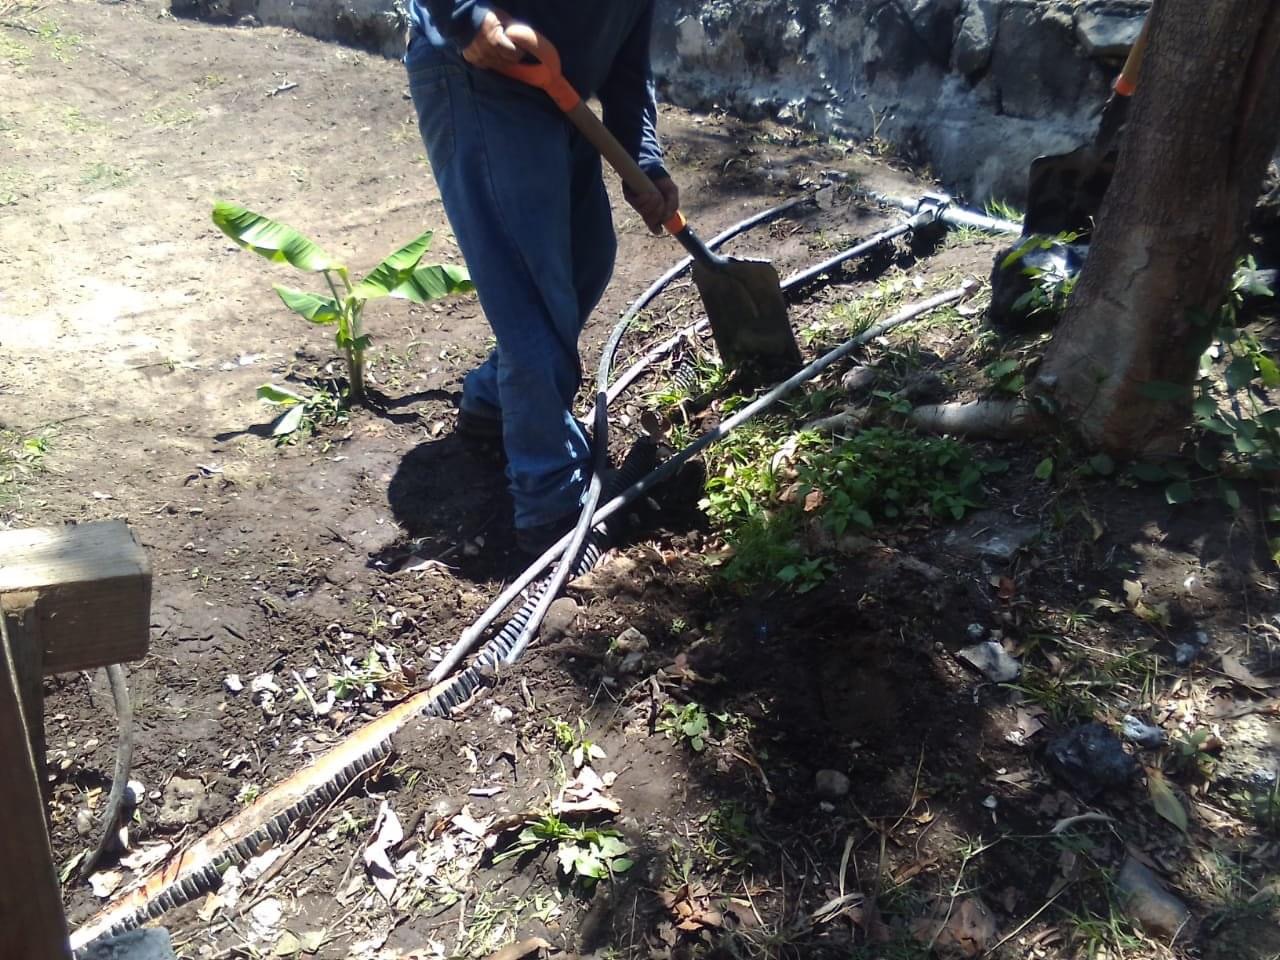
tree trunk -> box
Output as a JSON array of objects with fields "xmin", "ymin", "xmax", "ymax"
[{"xmin": 1035, "ymin": 0, "xmax": 1280, "ymax": 456}]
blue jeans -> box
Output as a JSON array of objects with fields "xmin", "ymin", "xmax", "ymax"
[{"xmin": 405, "ymin": 34, "xmax": 617, "ymax": 529}]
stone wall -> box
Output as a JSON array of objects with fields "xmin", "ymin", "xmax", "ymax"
[
  {"xmin": 172, "ymin": 0, "xmax": 1150, "ymax": 203},
  {"xmin": 650, "ymin": 0, "xmax": 1150, "ymax": 203}
]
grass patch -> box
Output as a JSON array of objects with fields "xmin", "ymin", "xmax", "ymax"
[
  {"xmin": 0, "ymin": 32, "xmax": 31, "ymax": 66},
  {"xmin": 703, "ymin": 424, "xmax": 1003, "ymax": 592},
  {"xmin": 79, "ymin": 162, "xmax": 131, "ymax": 190},
  {"xmin": 36, "ymin": 19, "xmax": 81, "ymax": 61},
  {"xmin": 0, "ymin": 429, "xmax": 51, "ymax": 506},
  {"xmin": 145, "ymin": 106, "xmax": 197, "ymax": 127},
  {"xmin": 984, "ymin": 197, "xmax": 1024, "ymax": 223}
]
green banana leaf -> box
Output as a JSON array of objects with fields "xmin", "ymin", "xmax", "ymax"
[
  {"xmin": 352, "ymin": 231, "xmax": 434, "ymax": 300},
  {"xmin": 212, "ymin": 201, "xmax": 340, "ymax": 272},
  {"xmin": 391, "ymin": 263, "xmax": 474, "ymax": 304},
  {"xmin": 274, "ymin": 285, "xmax": 340, "ymax": 325},
  {"xmin": 256, "ymin": 383, "xmax": 307, "ymax": 406},
  {"xmin": 271, "ymin": 404, "xmax": 307, "ymax": 437}
]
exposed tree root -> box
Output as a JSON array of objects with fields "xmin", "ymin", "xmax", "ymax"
[{"xmin": 909, "ymin": 399, "xmax": 1045, "ymax": 439}]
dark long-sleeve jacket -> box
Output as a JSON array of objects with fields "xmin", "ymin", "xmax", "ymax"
[{"xmin": 409, "ymin": 0, "xmax": 666, "ymax": 177}]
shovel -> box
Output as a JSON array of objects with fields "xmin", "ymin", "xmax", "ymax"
[
  {"xmin": 494, "ymin": 25, "xmax": 803, "ymax": 382},
  {"xmin": 1023, "ymin": 14, "xmax": 1150, "ymax": 237}
]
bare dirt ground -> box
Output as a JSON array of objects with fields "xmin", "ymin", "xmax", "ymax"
[{"xmin": 2, "ymin": 3, "xmax": 1279, "ymax": 960}]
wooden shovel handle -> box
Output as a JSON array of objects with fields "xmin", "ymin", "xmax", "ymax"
[
  {"xmin": 497, "ymin": 24, "xmax": 687, "ymax": 236},
  {"xmin": 1113, "ymin": 15, "xmax": 1151, "ymax": 97}
]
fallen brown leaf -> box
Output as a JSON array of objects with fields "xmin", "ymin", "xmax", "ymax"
[
  {"xmin": 1221, "ymin": 653, "xmax": 1276, "ymax": 692},
  {"xmin": 480, "ymin": 937, "xmax": 551, "ymax": 960}
]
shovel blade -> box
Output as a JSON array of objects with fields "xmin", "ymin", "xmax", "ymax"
[
  {"xmin": 1023, "ymin": 95, "xmax": 1130, "ymax": 236},
  {"xmin": 692, "ymin": 256, "xmax": 802, "ymax": 382}
]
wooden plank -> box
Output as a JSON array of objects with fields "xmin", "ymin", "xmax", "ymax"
[
  {"xmin": 0, "ymin": 608, "xmax": 73, "ymax": 959},
  {"xmin": 3, "ymin": 592, "xmax": 49, "ymax": 810},
  {"xmin": 0, "ymin": 521, "xmax": 151, "ymax": 674}
]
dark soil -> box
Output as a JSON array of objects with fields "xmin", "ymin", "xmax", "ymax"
[{"xmin": 2, "ymin": 3, "xmax": 1277, "ymax": 960}]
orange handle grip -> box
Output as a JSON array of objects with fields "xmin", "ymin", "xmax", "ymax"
[
  {"xmin": 1112, "ymin": 15, "xmax": 1151, "ymax": 97},
  {"xmin": 493, "ymin": 23, "xmax": 582, "ymax": 112},
  {"xmin": 492, "ymin": 24, "xmax": 684, "ymax": 238}
]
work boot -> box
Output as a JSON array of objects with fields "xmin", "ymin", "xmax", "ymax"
[{"xmin": 513, "ymin": 440, "xmax": 659, "ymax": 558}]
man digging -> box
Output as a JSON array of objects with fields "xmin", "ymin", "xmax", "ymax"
[{"xmin": 404, "ymin": 1, "xmax": 680, "ymax": 555}]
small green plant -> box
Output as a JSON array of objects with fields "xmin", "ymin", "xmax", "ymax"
[
  {"xmin": 549, "ymin": 717, "xmax": 606, "ymax": 770},
  {"xmin": 328, "ymin": 648, "xmax": 400, "ymax": 702},
  {"xmin": 0, "ymin": 429, "xmax": 51, "ymax": 505},
  {"xmin": 255, "ymin": 382, "xmax": 348, "ymax": 442},
  {"xmin": 1126, "ymin": 260, "xmax": 1275, "ymax": 517},
  {"xmin": 1232, "ymin": 780, "xmax": 1280, "ymax": 837},
  {"xmin": 212, "ymin": 201, "xmax": 474, "ymax": 407},
  {"xmin": 985, "ymin": 197, "xmax": 1024, "ymax": 223},
  {"xmin": 695, "ymin": 802, "xmax": 760, "ymax": 871},
  {"xmin": 650, "ymin": 351, "xmax": 726, "ymax": 410},
  {"xmin": 775, "ymin": 554, "xmax": 835, "ymax": 592},
  {"xmin": 1167, "ymin": 728, "xmax": 1217, "ymax": 780},
  {"xmin": 493, "ymin": 814, "xmax": 633, "ymax": 885},
  {"xmin": 983, "ymin": 357, "xmax": 1026, "ymax": 394},
  {"xmin": 236, "ymin": 783, "xmax": 261, "ymax": 805},
  {"xmin": 999, "ymin": 232, "xmax": 1081, "ymax": 322},
  {"xmin": 658, "ymin": 702, "xmax": 717, "ymax": 752}
]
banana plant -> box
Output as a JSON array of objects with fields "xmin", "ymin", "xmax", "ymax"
[{"xmin": 212, "ymin": 201, "xmax": 473, "ymax": 405}]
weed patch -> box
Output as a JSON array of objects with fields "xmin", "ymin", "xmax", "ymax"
[
  {"xmin": 0, "ymin": 429, "xmax": 51, "ymax": 507},
  {"xmin": 703, "ymin": 425, "xmax": 1001, "ymax": 591}
]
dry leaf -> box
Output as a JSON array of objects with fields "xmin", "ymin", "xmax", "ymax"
[
  {"xmin": 1123, "ymin": 579, "xmax": 1144, "ymax": 607},
  {"xmin": 1146, "ymin": 768, "xmax": 1188, "ymax": 833},
  {"xmin": 1221, "ymin": 653, "xmax": 1276, "ymax": 691},
  {"xmin": 363, "ymin": 801, "xmax": 403, "ymax": 901},
  {"xmin": 915, "ymin": 896, "xmax": 997, "ymax": 957},
  {"xmin": 88, "ymin": 870, "xmax": 123, "ymax": 899}
]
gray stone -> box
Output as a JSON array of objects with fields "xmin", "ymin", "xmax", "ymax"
[
  {"xmin": 1117, "ymin": 857, "xmax": 1192, "ymax": 940},
  {"xmin": 79, "ymin": 928, "xmax": 177, "ymax": 960},
  {"xmin": 945, "ymin": 510, "xmax": 1039, "ymax": 560},
  {"xmin": 990, "ymin": 3, "xmax": 1097, "ymax": 120},
  {"xmin": 815, "ymin": 768, "xmax": 851, "ymax": 798},
  {"xmin": 541, "ymin": 597, "xmax": 581, "ymax": 641},
  {"xmin": 1215, "ymin": 714, "xmax": 1280, "ymax": 789},
  {"xmin": 952, "ymin": 0, "xmax": 1000, "ymax": 76},
  {"xmin": 959, "ymin": 640, "xmax": 1021, "ymax": 682},
  {"xmin": 157, "ymin": 776, "xmax": 207, "ymax": 829},
  {"xmin": 841, "ymin": 365, "xmax": 878, "ymax": 397},
  {"xmin": 1074, "ymin": 2, "xmax": 1146, "ymax": 59},
  {"xmin": 614, "ymin": 626, "xmax": 650, "ymax": 653},
  {"xmin": 898, "ymin": 371, "xmax": 948, "ymax": 404},
  {"xmin": 1121, "ymin": 714, "xmax": 1165, "ymax": 748}
]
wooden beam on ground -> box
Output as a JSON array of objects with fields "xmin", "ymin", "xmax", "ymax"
[
  {"xmin": 0, "ymin": 608, "xmax": 72, "ymax": 960},
  {"xmin": 0, "ymin": 519, "xmax": 152, "ymax": 958},
  {"xmin": 0, "ymin": 520, "xmax": 151, "ymax": 674}
]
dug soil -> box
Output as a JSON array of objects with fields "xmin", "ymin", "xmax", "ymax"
[{"xmin": 2, "ymin": 3, "xmax": 1278, "ymax": 959}]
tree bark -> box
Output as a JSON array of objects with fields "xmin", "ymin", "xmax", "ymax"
[{"xmin": 1035, "ymin": 0, "xmax": 1280, "ymax": 455}]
